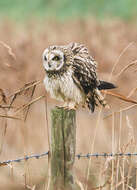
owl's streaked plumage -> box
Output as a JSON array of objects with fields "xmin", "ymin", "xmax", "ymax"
[{"xmin": 42, "ymin": 42, "xmax": 115, "ymax": 112}]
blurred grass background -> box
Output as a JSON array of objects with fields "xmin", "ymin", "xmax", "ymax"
[{"xmin": 0, "ymin": 0, "xmax": 137, "ymax": 21}]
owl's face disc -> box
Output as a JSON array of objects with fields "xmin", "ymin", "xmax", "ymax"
[{"xmin": 42, "ymin": 48, "xmax": 65, "ymax": 72}]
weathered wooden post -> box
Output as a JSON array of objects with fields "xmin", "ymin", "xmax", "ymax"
[{"xmin": 49, "ymin": 107, "xmax": 79, "ymax": 190}]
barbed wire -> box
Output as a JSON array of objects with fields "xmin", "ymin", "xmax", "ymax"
[
  {"xmin": 0, "ymin": 151, "xmax": 137, "ymax": 166},
  {"xmin": 76, "ymin": 152, "xmax": 137, "ymax": 159},
  {"xmin": 0, "ymin": 151, "xmax": 49, "ymax": 166}
]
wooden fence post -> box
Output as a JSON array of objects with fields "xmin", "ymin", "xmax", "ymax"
[{"xmin": 49, "ymin": 107, "xmax": 80, "ymax": 190}]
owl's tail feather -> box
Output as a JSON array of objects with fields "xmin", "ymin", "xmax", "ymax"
[
  {"xmin": 98, "ymin": 80, "xmax": 116, "ymax": 90},
  {"xmin": 87, "ymin": 95, "xmax": 97, "ymax": 113},
  {"xmin": 87, "ymin": 89, "xmax": 108, "ymax": 113}
]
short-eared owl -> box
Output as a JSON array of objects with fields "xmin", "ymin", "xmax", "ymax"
[{"xmin": 42, "ymin": 42, "xmax": 115, "ymax": 112}]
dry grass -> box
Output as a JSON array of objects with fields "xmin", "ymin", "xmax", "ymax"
[{"xmin": 0, "ymin": 19, "xmax": 137, "ymax": 189}]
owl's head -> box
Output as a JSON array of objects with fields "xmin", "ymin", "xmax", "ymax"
[{"xmin": 42, "ymin": 46, "xmax": 65, "ymax": 72}]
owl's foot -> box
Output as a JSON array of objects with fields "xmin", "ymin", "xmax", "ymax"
[
  {"xmin": 66, "ymin": 102, "xmax": 77, "ymax": 110},
  {"xmin": 56, "ymin": 102, "xmax": 70, "ymax": 110},
  {"xmin": 56, "ymin": 102, "xmax": 77, "ymax": 111},
  {"xmin": 56, "ymin": 105, "xmax": 66, "ymax": 109},
  {"xmin": 63, "ymin": 106, "xmax": 76, "ymax": 111}
]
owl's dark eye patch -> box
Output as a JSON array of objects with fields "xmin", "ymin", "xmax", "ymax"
[
  {"xmin": 44, "ymin": 56, "xmax": 47, "ymax": 61},
  {"xmin": 52, "ymin": 55, "xmax": 60, "ymax": 61}
]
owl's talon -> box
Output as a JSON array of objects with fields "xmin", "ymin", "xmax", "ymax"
[
  {"xmin": 56, "ymin": 105, "xmax": 65, "ymax": 109},
  {"xmin": 67, "ymin": 103, "xmax": 77, "ymax": 111},
  {"xmin": 70, "ymin": 107, "xmax": 76, "ymax": 111},
  {"xmin": 60, "ymin": 103, "xmax": 77, "ymax": 110},
  {"xmin": 64, "ymin": 106, "xmax": 69, "ymax": 110},
  {"xmin": 56, "ymin": 105, "xmax": 75, "ymax": 111},
  {"xmin": 64, "ymin": 106, "xmax": 76, "ymax": 111}
]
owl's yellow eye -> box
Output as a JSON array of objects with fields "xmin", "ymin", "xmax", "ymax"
[
  {"xmin": 52, "ymin": 55, "xmax": 60, "ymax": 61},
  {"xmin": 44, "ymin": 56, "xmax": 47, "ymax": 61}
]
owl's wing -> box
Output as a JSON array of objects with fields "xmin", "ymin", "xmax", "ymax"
[
  {"xmin": 70, "ymin": 43, "xmax": 100, "ymax": 112},
  {"xmin": 71, "ymin": 43, "xmax": 99, "ymax": 94}
]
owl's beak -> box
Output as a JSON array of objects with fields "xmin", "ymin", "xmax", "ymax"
[
  {"xmin": 48, "ymin": 61, "xmax": 51, "ymax": 68},
  {"xmin": 48, "ymin": 62, "xmax": 52, "ymax": 68}
]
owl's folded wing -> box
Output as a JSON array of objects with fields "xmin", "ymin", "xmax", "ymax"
[{"xmin": 72, "ymin": 57, "xmax": 98, "ymax": 94}]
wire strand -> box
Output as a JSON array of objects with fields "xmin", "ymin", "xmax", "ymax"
[{"xmin": 1, "ymin": 151, "xmax": 137, "ymax": 166}]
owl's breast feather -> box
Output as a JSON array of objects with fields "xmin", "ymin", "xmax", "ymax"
[{"xmin": 43, "ymin": 70, "xmax": 85, "ymax": 104}]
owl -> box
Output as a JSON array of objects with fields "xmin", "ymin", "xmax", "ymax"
[{"xmin": 42, "ymin": 42, "xmax": 115, "ymax": 112}]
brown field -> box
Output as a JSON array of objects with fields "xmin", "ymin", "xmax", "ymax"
[{"xmin": 0, "ymin": 19, "xmax": 137, "ymax": 189}]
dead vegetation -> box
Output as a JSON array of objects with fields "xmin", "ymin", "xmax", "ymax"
[{"xmin": 0, "ymin": 19, "xmax": 137, "ymax": 189}]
